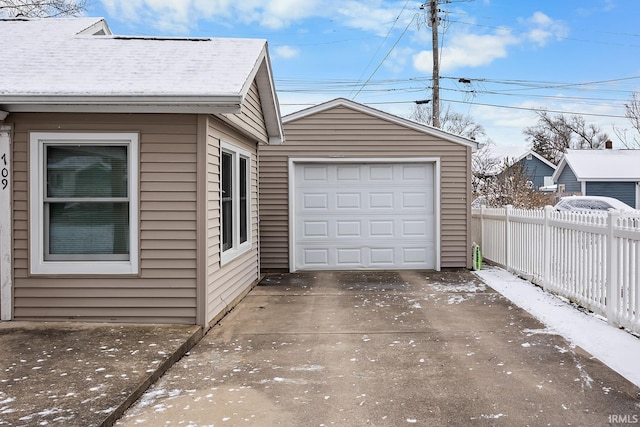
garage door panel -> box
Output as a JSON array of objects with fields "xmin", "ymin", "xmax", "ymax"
[
  {"xmin": 402, "ymin": 164, "xmax": 428, "ymax": 180},
  {"xmin": 302, "ymin": 193, "xmax": 328, "ymax": 209},
  {"xmin": 402, "ymin": 192, "xmax": 428, "ymax": 208},
  {"xmin": 294, "ymin": 163, "xmax": 436, "ymax": 270},
  {"xmin": 336, "ymin": 248, "xmax": 363, "ymax": 265},
  {"xmin": 303, "ymin": 221, "xmax": 329, "ymax": 238},
  {"xmin": 302, "ymin": 248, "xmax": 330, "ymax": 266},
  {"xmin": 302, "ymin": 165, "xmax": 328, "ymax": 181},
  {"xmin": 369, "ymin": 220, "xmax": 394, "ymax": 237},
  {"xmin": 336, "ymin": 220, "xmax": 361, "ymax": 237},
  {"xmin": 370, "ymin": 248, "xmax": 395, "ymax": 265},
  {"xmin": 336, "ymin": 193, "xmax": 361, "ymax": 209},
  {"xmin": 337, "ymin": 165, "xmax": 361, "ymax": 181},
  {"xmin": 370, "ymin": 165, "xmax": 393, "ymax": 180}
]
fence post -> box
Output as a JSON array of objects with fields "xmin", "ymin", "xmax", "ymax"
[
  {"xmin": 479, "ymin": 205, "xmax": 485, "ymax": 249},
  {"xmin": 505, "ymin": 205, "xmax": 512, "ymax": 272},
  {"xmin": 543, "ymin": 205, "xmax": 553, "ymax": 291},
  {"xmin": 606, "ymin": 210, "xmax": 620, "ymax": 326}
]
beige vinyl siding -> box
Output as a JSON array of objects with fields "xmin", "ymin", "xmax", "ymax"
[
  {"xmin": 10, "ymin": 113, "xmax": 198, "ymax": 323},
  {"xmin": 205, "ymin": 115, "xmax": 260, "ymax": 327},
  {"xmin": 221, "ymin": 81, "xmax": 269, "ymax": 144},
  {"xmin": 259, "ymin": 105, "xmax": 472, "ymax": 270}
]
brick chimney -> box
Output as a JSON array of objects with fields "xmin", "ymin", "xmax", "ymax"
[{"xmin": 605, "ymin": 139, "xmax": 613, "ymax": 149}]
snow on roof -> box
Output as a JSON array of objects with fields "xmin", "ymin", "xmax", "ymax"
[
  {"xmin": 555, "ymin": 149, "xmax": 640, "ymax": 181},
  {"xmin": 474, "ymin": 145, "xmax": 556, "ymax": 175},
  {"xmin": 473, "ymin": 145, "xmax": 528, "ymax": 174},
  {"xmin": 0, "ymin": 17, "xmax": 267, "ymax": 98}
]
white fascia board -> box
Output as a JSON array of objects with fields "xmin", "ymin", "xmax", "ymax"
[
  {"xmin": 513, "ymin": 150, "xmax": 557, "ymax": 170},
  {"xmin": 550, "ymin": 158, "xmax": 568, "ymax": 181},
  {"xmin": 240, "ymin": 44, "xmax": 284, "ymax": 144},
  {"xmin": 1, "ymin": 95, "xmax": 243, "ymax": 114}
]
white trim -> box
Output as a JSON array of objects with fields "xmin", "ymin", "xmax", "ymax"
[
  {"xmin": 288, "ymin": 157, "xmax": 441, "ymax": 272},
  {"xmin": 1, "ymin": 125, "xmax": 12, "ymax": 320},
  {"xmin": 220, "ymin": 141, "xmax": 252, "ymax": 265},
  {"xmin": 3, "ymin": 95, "xmax": 242, "ymax": 115},
  {"xmin": 29, "ymin": 132, "xmax": 139, "ymax": 275},
  {"xmin": 512, "ymin": 150, "xmax": 557, "ymax": 170},
  {"xmin": 283, "ymin": 98, "xmax": 478, "ymax": 151}
]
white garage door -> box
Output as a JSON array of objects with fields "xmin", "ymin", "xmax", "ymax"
[{"xmin": 293, "ymin": 162, "xmax": 436, "ymax": 270}]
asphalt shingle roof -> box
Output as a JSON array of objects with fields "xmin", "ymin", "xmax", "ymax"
[{"xmin": 0, "ymin": 17, "xmax": 266, "ymax": 97}]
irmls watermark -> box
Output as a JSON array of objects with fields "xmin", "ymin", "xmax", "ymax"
[{"xmin": 609, "ymin": 414, "xmax": 640, "ymax": 424}]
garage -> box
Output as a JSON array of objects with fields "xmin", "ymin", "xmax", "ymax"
[
  {"xmin": 258, "ymin": 98, "xmax": 478, "ymax": 272},
  {"xmin": 292, "ymin": 161, "xmax": 437, "ymax": 270}
]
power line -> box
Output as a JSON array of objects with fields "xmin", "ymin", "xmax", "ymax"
[
  {"xmin": 349, "ymin": 0, "xmax": 413, "ymax": 98},
  {"xmin": 352, "ymin": 13, "xmax": 416, "ymax": 99},
  {"xmin": 280, "ymin": 97, "xmax": 629, "ymax": 119}
]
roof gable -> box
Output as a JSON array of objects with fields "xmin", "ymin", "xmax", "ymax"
[
  {"xmin": 552, "ymin": 149, "xmax": 640, "ymax": 182},
  {"xmin": 0, "ymin": 17, "xmax": 283, "ymax": 143},
  {"xmin": 284, "ymin": 98, "xmax": 478, "ymax": 150}
]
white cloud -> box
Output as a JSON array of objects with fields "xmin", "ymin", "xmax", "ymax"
[
  {"xmin": 100, "ymin": 0, "xmax": 410, "ymax": 34},
  {"xmin": 413, "ymin": 28, "xmax": 518, "ymax": 73},
  {"xmin": 520, "ymin": 12, "xmax": 569, "ymax": 47},
  {"xmin": 273, "ymin": 45, "xmax": 300, "ymax": 59}
]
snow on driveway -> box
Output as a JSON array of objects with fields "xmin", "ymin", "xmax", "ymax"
[{"xmin": 475, "ymin": 266, "xmax": 640, "ymax": 388}]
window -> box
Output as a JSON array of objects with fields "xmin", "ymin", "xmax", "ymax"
[
  {"xmin": 30, "ymin": 133, "xmax": 139, "ymax": 275},
  {"xmin": 221, "ymin": 142, "xmax": 251, "ymax": 263}
]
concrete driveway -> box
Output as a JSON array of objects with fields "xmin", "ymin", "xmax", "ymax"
[{"xmin": 116, "ymin": 270, "xmax": 640, "ymax": 426}]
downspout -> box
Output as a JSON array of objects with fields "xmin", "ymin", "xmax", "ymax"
[{"xmin": 0, "ymin": 110, "xmax": 13, "ymax": 320}]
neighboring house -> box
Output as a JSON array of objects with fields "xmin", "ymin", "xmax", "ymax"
[
  {"xmin": 473, "ymin": 145, "xmax": 556, "ymax": 191},
  {"xmin": 0, "ymin": 18, "xmax": 284, "ymax": 326},
  {"xmin": 552, "ymin": 149, "xmax": 640, "ymax": 208},
  {"xmin": 259, "ymin": 98, "xmax": 478, "ymax": 272}
]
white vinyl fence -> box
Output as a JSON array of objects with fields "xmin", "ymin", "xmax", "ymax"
[{"xmin": 472, "ymin": 206, "xmax": 640, "ymax": 335}]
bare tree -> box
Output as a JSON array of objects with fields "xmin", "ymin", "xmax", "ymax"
[
  {"xmin": 410, "ymin": 103, "xmax": 487, "ymax": 142},
  {"xmin": 471, "ymin": 144, "xmax": 502, "ymax": 196},
  {"xmin": 614, "ymin": 91, "xmax": 640, "ymax": 148},
  {"xmin": 482, "ymin": 161, "xmax": 555, "ymax": 209},
  {"xmin": 523, "ymin": 110, "xmax": 609, "ymax": 164},
  {"xmin": 0, "ymin": 0, "xmax": 86, "ymax": 17}
]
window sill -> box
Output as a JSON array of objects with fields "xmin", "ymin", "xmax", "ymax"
[
  {"xmin": 220, "ymin": 242, "xmax": 251, "ymax": 266},
  {"xmin": 30, "ymin": 260, "xmax": 138, "ymax": 275}
]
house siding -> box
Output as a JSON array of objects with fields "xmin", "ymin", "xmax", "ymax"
[
  {"xmin": 259, "ymin": 105, "xmax": 472, "ymax": 270},
  {"xmin": 9, "ymin": 113, "xmax": 198, "ymax": 324},
  {"xmin": 520, "ymin": 156, "xmax": 555, "ymax": 190},
  {"xmin": 556, "ymin": 167, "xmax": 581, "ymax": 193},
  {"xmin": 221, "ymin": 81, "xmax": 269, "ymax": 144},
  {"xmin": 204, "ymin": 116, "xmax": 260, "ymax": 327},
  {"xmin": 586, "ymin": 181, "xmax": 637, "ymax": 207}
]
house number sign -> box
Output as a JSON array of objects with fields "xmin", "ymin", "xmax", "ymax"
[{"xmin": 1, "ymin": 152, "xmax": 8, "ymax": 191}]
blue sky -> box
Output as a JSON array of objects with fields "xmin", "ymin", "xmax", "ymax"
[{"xmin": 87, "ymin": 0, "xmax": 640, "ymax": 147}]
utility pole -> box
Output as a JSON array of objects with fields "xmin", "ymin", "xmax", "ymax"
[{"xmin": 430, "ymin": 0, "xmax": 440, "ymax": 128}]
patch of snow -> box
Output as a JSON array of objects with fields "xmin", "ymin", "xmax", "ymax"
[
  {"xmin": 480, "ymin": 413, "xmax": 506, "ymax": 419},
  {"xmin": 475, "ymin": 266, "xmax": 640, "ymax": 388},
  {"xmin": 290, "ymin": 365, "xmax": 324, "ymax": 372}
]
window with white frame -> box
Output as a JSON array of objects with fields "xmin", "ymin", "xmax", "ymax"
[
  {"xmin": 221, "ymin": 142, "xmax": 251, "ymax": 263},
  {"xmin": 29, "ymin": 132, "xmax": 139, "ymax": 275}
]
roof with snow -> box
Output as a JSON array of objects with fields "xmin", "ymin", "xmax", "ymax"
[
  {"xmin": 552, "ymin": 149, "xmax": 640, "ymax": 182},
  {"xmin": 0, "ymin": 17, "xmax": 283, "ymax": 142},
  {"xmin": 473, "ymin": 145, "xmax": 555, "ymax": 175}
]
